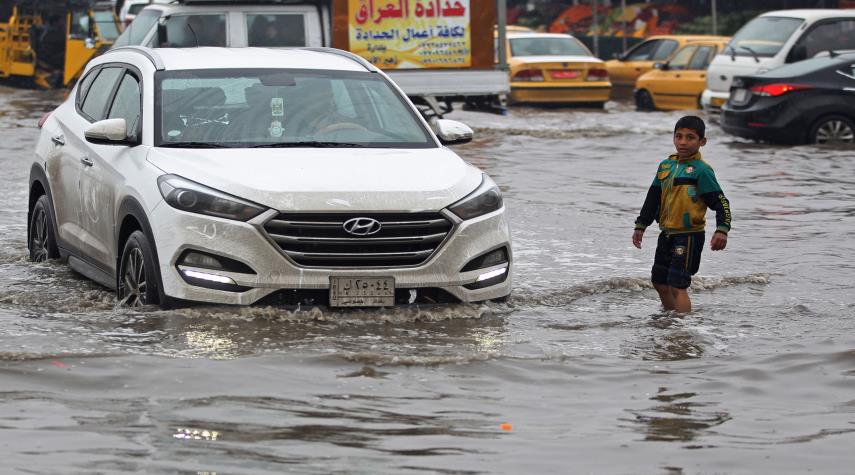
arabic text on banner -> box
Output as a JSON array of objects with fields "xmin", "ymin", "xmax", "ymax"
[{"xmin": 349, "ymin": 0, "xmax": 471, "ymax": 69}]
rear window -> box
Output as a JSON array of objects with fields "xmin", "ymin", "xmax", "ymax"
[
  {"xmin": 727, "ymin": 16, "xmax": 803, "ymax": 58},
  {"xmin": 246, "ymin": 14, "xmax": 306, "ymax": 47},
  {"xmin": 510, "ymin": 37, "xmax": 591, "ymax": 57}
]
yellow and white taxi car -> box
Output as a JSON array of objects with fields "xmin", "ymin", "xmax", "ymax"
[{"xmin": 502, "ymin": 31, "xmax": 611, "ymax": 107}]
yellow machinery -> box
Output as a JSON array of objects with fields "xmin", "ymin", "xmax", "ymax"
[{"xmin": 0, "ymin": 1, "xmax": 120, "ymax": 88}]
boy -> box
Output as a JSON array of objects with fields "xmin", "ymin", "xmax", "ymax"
[{"xmin": 632, "ymin": 116, "xmax": 731, "ymax": 313}]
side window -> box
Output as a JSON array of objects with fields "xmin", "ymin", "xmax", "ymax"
[
  {"xmin": 688, "ymin": 46, "xmax": 714, "ymax": 70},
  {"xmin": 792, "ymin": 19, "xmax": 855, "ymax": 62},
  {"xmin": 69, "ymin": 9, "xmax": 91, "ymax": 39},
  {"xmin": 246, "ymin": 14, "xmax": 306, "ymax": 47},
  {"xmin": 76, "ymin": 68, "xmax": 99, "ymax": 109},
  {"xmin": 626, "ymin": 40, "xmax": 660, "ymax": 61},
  {"xmin": 80, "ymin": 67, "xmax": 123, "ymax": 121},
  {"xmin": 159, "ymin": 14, "xmax": 227, "ymax": 47},
  {"xmin": 667, "ymin": 45, "xmax": 697, "ymax": 71},
  {"xmin": 113, "ymin": 9, "xmax": 161, "ymax": 47},
  {"xmin": 651, "ymin": 40, "xmax": 679, "ymax": 61},
  {"xmin": 107, "ymin": 72, "xmax": 142, "ymax": 140}
]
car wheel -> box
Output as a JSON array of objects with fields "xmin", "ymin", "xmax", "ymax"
[
  {"xmin": 117, "ymin": 230, "xmax": 161, "ymax": 307},
  {"xmin": 29, "ymin": 195, "xmax": 60, "ymax": 262},
  {"xmin": 635, "ymin": 89, "xmax": 655, "ymax": 111},
  {"xmin": 810, "ymin": 115, "xmax": 855, "ymax": 145}
]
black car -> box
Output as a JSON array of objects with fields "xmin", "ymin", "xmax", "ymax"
[{"xmin": 721, "ymin": 54, "xmax": 855, "ymax": 145}]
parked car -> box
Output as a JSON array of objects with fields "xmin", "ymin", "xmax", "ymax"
[
  {"xmin": 721, "ymin": 53, "xmax": 855, "ymax": 145},
  {"xmin": 605, "ymin": 34, "xmax": 728, "ymax": 88},
  {"xmin": 503, "ymin": 31, "xmax": 611, "ymax": 106},
  {"xmin": 29, "ymin": 46, "xmax": 512, "ymax": 308},
  {"xmin": 634, "ymin": 38, "xmax": 730, "ymax": 111},
  {"xmin": 703, "ymin": 9, "xmax": 855, "ymax": 111}
]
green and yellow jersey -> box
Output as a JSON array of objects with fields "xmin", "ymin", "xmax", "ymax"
[{"xmin": 635, "ymin": 152, "xmax": 731, "ymax": 235}]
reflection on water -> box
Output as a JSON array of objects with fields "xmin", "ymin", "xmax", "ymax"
[{"xmin": 625, "ymin": 388, "xmax": 731, "ymax": 444}]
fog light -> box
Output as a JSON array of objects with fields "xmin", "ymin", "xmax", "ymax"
[
  {"xmin": 476, "ymin": 267, "xmax": 507, "ymax": 282},
  {"xmin": 464, "ymin": 264, "xmax": 509, "ymax": 290},
  {"xmin": 177, "ymin": 250, "xmax": 255, "ymax": 274},
  {"xmin": 461, "ymin": 247, "xmax": 509, "ymax": 272},
  {"xmin": 181, "ymin": 269, "xmax": 236, "ymax": 285}
]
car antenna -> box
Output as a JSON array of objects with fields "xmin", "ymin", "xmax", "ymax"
[
  {"xmin": 828, "ymin": 49, "xmax": 839, "ymax": 58},
  {"xmin": 186, "ymin": 23, "xmax": 199, "ymax": 47}
]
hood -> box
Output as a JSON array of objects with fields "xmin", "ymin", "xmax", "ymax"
[
  {"xmin": 146, "ymin": 147, "xmax": 482, "ymax": 212},
  {"xmin": 706, "ymin": 54, "xmax": 778, "ymax": 92}
]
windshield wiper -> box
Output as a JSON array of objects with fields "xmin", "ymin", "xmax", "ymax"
[
  {"xmin": 725, "ymin": 44, "xmax": 736, "ymax": 61},
  {"xmin": 251, "ymin": 141, "xmax": 367, "ymax": 148},
  {"xmin": 737, "ymin": 46, "xmax": 761, "ymax": 63},
  {"xmin": 159, "ymin": 142, "xmax": 233, "ymax": 148}
]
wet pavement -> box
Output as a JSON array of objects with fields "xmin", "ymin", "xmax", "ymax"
[{"xmin": 1, "ymin": 85, "xmax": 854, "ymax": 473}]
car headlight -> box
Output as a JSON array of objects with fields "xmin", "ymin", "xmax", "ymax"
[
  {"xmin": 448, "ymin": 175, "xmax": 503, "ymax": 220},
  {"xmin": 157, "ymin": 174, "xmax": 266, "ymax": 221}
]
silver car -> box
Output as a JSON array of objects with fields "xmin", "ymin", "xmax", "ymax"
[{"xmin": 28, "ymin": 46, "xmax": 512, "ymax": 308}]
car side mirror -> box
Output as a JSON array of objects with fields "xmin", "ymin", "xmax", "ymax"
[
  {"xmin": 654, "ymin": 62, "xmax": 669, "ymax": 71},
  {"xmin": 84, "ymin": 118, "xmax": 131, "ymax": 145},
  {"xmin": 434, "ymin": 119, "xmax": 473, "ymax": 146}
]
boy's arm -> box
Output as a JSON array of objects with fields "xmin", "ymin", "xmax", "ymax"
[
  {"xmin": 634, "ymin": 182, "xmax": 661, "ymax": 230},
  {"xmin": 698, "ymin": 168, "xmax": 731, "ymax": 234}
]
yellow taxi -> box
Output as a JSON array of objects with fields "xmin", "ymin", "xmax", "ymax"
[
  {"xmin": 634, "ymin": 38, "xmax": 730, "ymax": 111},
  {"xmin": 605, "ymin": 35, "xmax": 729, "ymax": 88},
  {"xmin": 502, "ymin": 31, "xmax": 611, "ymax": 107}
]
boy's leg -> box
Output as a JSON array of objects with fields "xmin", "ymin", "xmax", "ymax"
[
  {"xmin": 670, "ymin": 287, "xmax": 691, "ymax": 313},
  {"xmin": 654, "ymin": 284, "xmax": 676, "ymax": 310},
  {"xmin": 665, "ymin": 232, "xmax": 705, "ymax": 314}
]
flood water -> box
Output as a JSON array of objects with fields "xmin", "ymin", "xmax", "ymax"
[{"xmin": 1, "ymin": 85, "xmax": 854, "ymax": 474}]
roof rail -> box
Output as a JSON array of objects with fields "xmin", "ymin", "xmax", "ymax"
[
  {"xmin": 301, "ymin": 47, "xmax": 377, "ymax": 72},
  {"xmin": 105, "ymin": 46, "xmax": 166, "ymax": 71}
]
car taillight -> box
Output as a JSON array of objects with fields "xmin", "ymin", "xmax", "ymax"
[
  {"xmin": 586, "ymin": 68, "xmax": 608, "ymax": 81},
  {"xmin": 512, "ymin": 69, "xmax": 544, "ymax": 82},
  {"xmin": 38, "ymin": 111, "xmax": 51, "ymax": 129},
  {"xmin": 750, "ymin": 83, "xmax": 811, "ymax": 97}
]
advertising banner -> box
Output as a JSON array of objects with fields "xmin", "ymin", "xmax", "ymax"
[{"xmin": 348, "ymin": 0, "xmax": 471, "ymax": 69}]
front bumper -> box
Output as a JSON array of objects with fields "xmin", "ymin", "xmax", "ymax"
[
  {"xmin": 149, "ymin": 204, "xmax": 512, "ymax": 306},
  {"xmin": 510, "ymin": 82, "xmax": 611, "ymax": 104}
]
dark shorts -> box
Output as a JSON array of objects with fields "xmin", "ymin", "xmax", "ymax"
[{"xmin": 651, "ymin": 231, "xmax": 705, "ymax": 289}]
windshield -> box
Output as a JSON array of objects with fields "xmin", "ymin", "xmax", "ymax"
[
  {"xmin": 727, "ymin": 16, "xmax": 803, "ymax": 58},
  {"xmin": 510, "ymin": 37, "xmax": 591, "ymax": 57},
  {"xmin": 155, "ymin": 69, "xmax": 434, "ymax": 148},
  {"xmin": 94, "ymin": 11, "xmax": 120, "ymax": 40}
]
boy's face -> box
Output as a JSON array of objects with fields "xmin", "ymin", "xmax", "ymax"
[{"xmin": 673, "ymin": 128, "xmax": 706, "ymax": 158}]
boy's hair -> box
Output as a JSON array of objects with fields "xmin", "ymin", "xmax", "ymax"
[{"xmin": 674, "ymin": 115, "xmax": 705, "ymax": 139}]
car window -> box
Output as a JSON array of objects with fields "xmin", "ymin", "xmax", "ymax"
[
  {"xmin": 246, "ymin": 14, "xmax": 306, "ymax": 47},
  {"xmin": 651, "ymin": 39, "xmax": 678, "ymax": 61},
  {"xmin": 93, "ymin": 10, "xmax": 119, "ymax": 40},
  {"xmin": 69, "ymin": 9, "xmax": 91, "ymax": 39},
  {"xmin": 625, "ymin": 40, "xmax": 660, "ymax": 61},
  {"xmin": 156, "ymin": 68, "xmax": 434, "ymax": 148},
  {"xmin": 729, "ymin": 16, "xmax": 803, "ymax": 57},
  {"xmin": 667, "ymin": 45, "xmax": 697, "ymax": 70},
  {"xmin": 113, "ymin": 9, "xmax": 161, "ymax": 47},
  {"xmin": 81, "ymin": 67, "xmax": 123, "ymax": 121},
  {"xmin": 795, "ymin": 19, "xmax": 855, "ymax": 61},
  {"xmin": 688, "ymin": 46, "xmax": 714, "ymax": 70},
  {"xmin": 128, "ymin": 4, "xmax": 147, "ymax": 15},
  {"xmin": 107, "ymin": 73, "xmax": 142, "ymax": 140},
  {"xmin": 509, "ymin": 37, "xmax": 591, "ymax": 57},
  {"xmin": 76, "ymin": 68, "xmax": 99, "ymax": 109},
  {"xmin": 158, "ymin": 14, "xmax": 226, "ymax": 47}
]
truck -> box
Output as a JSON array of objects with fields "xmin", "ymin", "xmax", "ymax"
[{"xmin": 111, "ymin": 0, "xmax": 510, "ymax": 117}]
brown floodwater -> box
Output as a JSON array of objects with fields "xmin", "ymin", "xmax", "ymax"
[{"xmin": 1, "ymin": 85, "xmax": 854, "ymax": 474}]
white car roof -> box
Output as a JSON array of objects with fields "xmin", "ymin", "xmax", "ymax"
[
  {"xmin": 760, "ymin": 9, "xmax": 855, "ymax": 20},
  {"xmin": 102, "ymin": 47, "xmax": 371, "ymax": 72}
]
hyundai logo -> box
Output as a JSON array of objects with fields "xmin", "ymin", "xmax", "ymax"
[{"xmin": 343, "ymin": 217, "xmax": 382, "ymax": 236}]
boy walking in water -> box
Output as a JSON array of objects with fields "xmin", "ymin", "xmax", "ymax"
[{"xmin": 632, "ymin": 116, "xmax": 731, "ymax": 313}]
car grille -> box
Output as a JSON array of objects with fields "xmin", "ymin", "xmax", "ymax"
[{"xmin": 262, "ymin": 212, "xmax": 454, "ymax": 268}]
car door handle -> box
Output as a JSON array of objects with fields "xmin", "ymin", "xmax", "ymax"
[
  {"xmin": 51, "ymin": 134, "xmax": 65, "ymax": 146},
  {"xmin": 80, "ymin": 156, "xmax": 93, "ymax": 167},
  {"xmin": 676, "ymin": 74, "xmax": 681, "ymax": 78}
]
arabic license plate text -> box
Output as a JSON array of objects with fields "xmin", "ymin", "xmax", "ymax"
[{"xmin": 330, "ymin": 277, "xmax": 395, "ymax": 307}]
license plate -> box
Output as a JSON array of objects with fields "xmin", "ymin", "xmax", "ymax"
[
  {"xmin": 551, "ymin": 70, "xmax": 580, "ymax": 79},
  {"xmin": 711, "ymin": 96, "xmax": 726, "ymax": 107},
  {"xmin": 329, "ymin": 277, "xmax": 395, "ymax": 307},
  {"xmin": 731, "ymin": 88, "xmax": 748, "ymax": 103}
]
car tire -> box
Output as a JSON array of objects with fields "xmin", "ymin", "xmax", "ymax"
[
  {"xmin": 117, "ymin": 230, "xmax": 162, "ymax": 307},
  {"xmin": 809, "ymin": 115, "xmax": 855, "ymax": 145},
  {"xmin": 635, "ymin": 89, "xmax": 655, "ymax": 111},
  {"xmin": 29, "ymin": 195, "xmax": 60, "ymax": 262}
]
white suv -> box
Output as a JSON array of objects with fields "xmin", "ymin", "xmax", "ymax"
[{"xmin": 29, "ymin": 46, "xmax": 512, "ymax": 308}]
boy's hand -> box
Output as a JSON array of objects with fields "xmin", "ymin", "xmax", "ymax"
[
  {"xmin": 711, "ymin": 231, "xmax": 727, "ymax": 251},
  {"xmin": 632, "ymin": 229, "xmax": 644, "ymax": 249}
]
